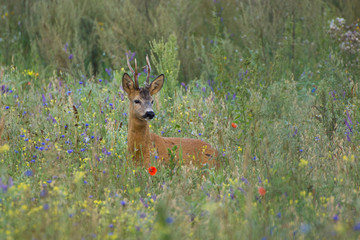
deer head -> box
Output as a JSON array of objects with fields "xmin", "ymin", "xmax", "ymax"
[{"xmin": 122, "ymin": 55, "xmax": 164, "ymax": 121}]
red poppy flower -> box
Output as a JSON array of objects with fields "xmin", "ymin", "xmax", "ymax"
[
  {"xmin": 231, "ymin": 123, "xmax": 237, "ymax": 128},
  {"xmin": 258, "ymin": 187, "xmax": 266, "ymax": 196},
  {"xmin": 148, "ymin": 166, "xmax": 157, "ymax": 176}
]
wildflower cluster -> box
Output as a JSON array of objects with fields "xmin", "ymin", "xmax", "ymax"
[{"xmin": 329, "ymin": 18, "xmax": 360, "ymax": 55}]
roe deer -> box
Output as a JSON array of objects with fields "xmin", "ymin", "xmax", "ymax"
[{"xmin": 122, "ymin": 55, "xmax": 218, "ymax": 167}]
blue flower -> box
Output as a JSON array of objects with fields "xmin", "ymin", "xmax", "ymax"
[
  {"xmin": 68, "ymin": 54, "xmax": 73, "ymax": 60},
  {"xmin": 25, "ymin": 170, "xmax": 33, "ymax": 177},
  {"xmin": 47, "ymin": 180, "xmax": 52, "ymax": 183},
  {"xmin": 109, "ymin": 224, "xmax": 114, "ymax": 228},
  {"xmin": 120, "ymin": 200, "xmax": 126, "ymax": 206},
  {"xmin": 99, "ymin": 79, "xmax": 102, "ymax": 82},
  {"xmin": 333, "ymin": 214, "xmax": 339, "ymax": 221},
  {"xmin": 354, "ymin": 222, "xmax": 360, "ymax": 231},
  {"xmin": 5, "ymin": 106, "xmax": 9, "ymax": 109},
  {"xmin": 67, "ymin": 149, "xmax": 73, "ymax": 154},
  {"xmin": 166, "ymin": 217, "xmax": 174, "ymax": 224},
  {"xmin": 43, "ymin": 203, "xmax": 49, "ymax": 210},
  {"xmin": 79, "ymin": 81, "xmax": 83, "ymax": 85}
]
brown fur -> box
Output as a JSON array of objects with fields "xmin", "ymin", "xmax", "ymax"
[{"xmin": 122, "ymin": 70, "xmax": 218, "ymax": 168}]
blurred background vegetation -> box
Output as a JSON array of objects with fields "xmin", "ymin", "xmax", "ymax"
[
  {"xmin": 1, "ymin": 0, "xmax": 359, "ymax": 86},
  {"xmin": 1, "ymin": 1, "xmax": 360, "ymax": 238}
]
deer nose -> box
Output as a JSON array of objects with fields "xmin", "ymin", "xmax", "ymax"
[{"xmin": 145, "ymin": 111, "xmax": 155, "ymax": 119}]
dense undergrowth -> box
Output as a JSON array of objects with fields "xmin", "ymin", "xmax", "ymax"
[{"xmin": 1, "ymin": 0, "xmax": 360, "ymax": 239}]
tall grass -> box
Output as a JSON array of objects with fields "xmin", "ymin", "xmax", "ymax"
[{"xmin": 1, "ymin": 0, "xmax": 360, "ymax": 239}]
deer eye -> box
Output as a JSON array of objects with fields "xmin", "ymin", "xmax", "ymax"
[{"xmin": 134, "ymin": 100, "xmax": 141, "ymax": 104}]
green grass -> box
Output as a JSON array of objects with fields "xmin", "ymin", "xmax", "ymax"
[
  {"xmin": 1, "ymin": 59, "xmax": 360, "ymax": 239},
  {"xmin": 1, "ymin": 1, "xmax": 360, "ymax": 239}
]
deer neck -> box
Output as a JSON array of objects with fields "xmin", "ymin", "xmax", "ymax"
[{"xmin": 127, "ymin": 106, "xmax": 150, "ymax": 165}]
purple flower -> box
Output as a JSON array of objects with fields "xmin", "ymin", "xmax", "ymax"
[
  {"xmin": 43, "ymin": 204, "xmax": 49, "ymax": 210},
  {"xmin": 333, "ymin": 214, "xmax": 339, "ymax": 221},
  {"xmin": 181, "ymin": 82, "xmax": 188, "ymax": 91},
  {"xmin": 293, "ymin": 128, "xmax": 298, "ymax": 136},
  {"xmin": 152, "ymin": 194, "xmax": 157, "ymax": 202},
  {"xmin": 0, "ymin": 177, "xmax": 13, "ymax": 192},
  {"xmin": 105, "ymin": 68, "xmax": 111, "ymax": 77},
  {"xmin": 346, "ymin": 134, "xmax": 351, "ymax": 142},
  {"xmin": 353, "ymin": 222, "xmax": 360, "ymax": 231},
  {"xmin": 241, "ymin": 177, "xmax": 249, "ymax": 185},
  {"xmin": 346, "ymin": 111, "xmax": 352, "ymax": 125},
  {"xmin": 69, "ymin": 54, "xmax": 73, "ymax": 60},
  {"xmin": 42, "ymin": 94, "xmax": 47, "ymax": 106},
  {"xmin": 127, "ymin": 51, "xmax": 136, "ymax": 62},
  {"xmin": 344, "ymin": 119, "xmax": 352, "ymax": 132},
  {"xmin": 120, "ymin": 200, "xmax": 126, "ymax": 206},
  {"xmin": 67, "ymin": 149, "xmax": 73, "ymax": 153},
  {"xmin": 5, "ymin": 106, "xmax": 9, "ymax": 109},
  {"xmin": 40, "ymin": 189, "xmax": 47, "ymax": 197}
]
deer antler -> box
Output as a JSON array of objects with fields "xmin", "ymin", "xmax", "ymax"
[
  {"xmin": 126, "ymin": 54, "xmax": 139, "ymax": 89},
  {"xmin": 145, "ymin": 55, "xmax": 151, "ymax": 86}
]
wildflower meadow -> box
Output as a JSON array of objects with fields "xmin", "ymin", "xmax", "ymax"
[{"xmin": 1, "ymin": 0, "xmax": 360, "ymax": 239}]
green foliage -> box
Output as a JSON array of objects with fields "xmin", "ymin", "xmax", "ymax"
[
  {"xmin": 1, "ymin": 0, "xmax": 360, "ymax": 239},
  {"xmin": 150, "ymin": 33, "xmax": 180, "ymax": 96}
]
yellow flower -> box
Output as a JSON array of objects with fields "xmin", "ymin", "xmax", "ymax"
[
  {"xmin": 0, "ymin": 144, "xmax": 10, "ymax": 153},
  {"xmin": 299, "ymin": 158, "xmax": 308, "ymax": 168}
]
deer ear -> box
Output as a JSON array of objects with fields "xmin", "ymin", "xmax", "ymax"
[
  {"xmin": 149, "ymin": 74, "xmax": 164, "ymax": 96},
  {"xmin": 122, "ymin": 73, "xmax": 135, "ymax": 94}
]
